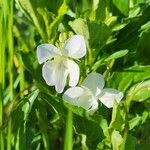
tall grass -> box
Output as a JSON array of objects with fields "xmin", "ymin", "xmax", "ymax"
[
  {"xmin": 0, "ymin": 0, "xmax": 14, "ymax": 149},
  {"xmin": 0, "ymin": 0, "xmax": 6, "ymax": 149},
  {"xmin": 7, "ymin": 0, "xmax": 14, "ymax": 149}
]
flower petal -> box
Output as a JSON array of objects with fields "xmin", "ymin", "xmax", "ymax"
[
  {"xmin": 82, "ymin": 72, "xmax": 105, "ymax": 96},
  {"xmin": 99, "ymin": 88, "xmax": 124, "ymax": 108},
  {"xmin": 63, "ymin": 35, "xmax": 86, "ymax": 59},
  {"xmin": 66, "ymin": 59, "xmax": 79, "ymax": 86},
  {"xmin": 37, "ymin": 44, "xmax": 60, "ymax": 64},
  {"xmin": 63, "ymin": 87, "xmax": 98, "ymax": 113},
  {"xmin": 54, "ymin": 60, "xmax": 69, "ymax": 93},
  {"xmin": 88, "ymin": 100, "xmax": 99, "ymax": 114},
  {"xmin": 42, "ymin": 60, "xmax": 56, "ymax": 86},
  {"xmin": 42, "ymin": 59, "xmax": 68, "ymax": 93},
  {"xmin": 63, "ymin": 87, "xmax": 84, "ymax": 105}
]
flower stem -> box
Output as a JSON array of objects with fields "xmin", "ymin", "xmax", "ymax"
[{"xmin": 64, "ymin": 109, "xmax": 73, "ymax": 150}]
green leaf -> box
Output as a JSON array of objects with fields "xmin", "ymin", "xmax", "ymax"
[
  {"xmin": 17, "ymin": 0, "xmax": 68, "ymax": 41},
  {"xmin": 105, "ymin": 49, "xmax": 128, "ymax": 62},
  {"xmin": 112, "ymin": 3, "xmax": 150, "ymax": 52},
  {"xmin": 88, "ymin": 21, "xmax": 111, "ymax": 50},
  {"xmin": 69, "ymin": 18, "xmax": 89, "ymax": 40},
  {"xmin": 120, "ymin": 134, "xmax": 136, "ymax": 150},
  {"xmin": 48, "ymin": 0, "xmax": 68, "ymax": 41},
  {"xmin": 139, "ymin": 21, "xmax": 150, "ymax": 33},
  {"xmin": 108, "ymin": 66, "xmax": 150, "ymax": 92},
  {"xmin": 129, "ymin": 115, "xmax": 141, "ymax": 130},
  {"xmin": 74, "ymin": 114, "xmax": 104, "ymax": 150},
  {"xmin": 132, "ymin": 87, "xmax": 150, "ymax": 102},
  {"xmin": 141, "ymin": 111, "xmax": 149, "ymax": 124},
  {"xmin": 36, "ymin": 106, "xmax": 50, "ymax": 150},
  {"xmin": 128, "ymin": 80, "xmax": 150, "ymax": 102},
  {"xmin": 39, "ymin": 93, "xmax": 67, "ymax": 118},
  {"xmin": 12, "ymin": 89, "xmax": 39, "ymax": 126},
  {"xmin": 137, "ymin": 21, "xmax": 150, "ymax": 64},
  {"xmin": 109, "ymin": 101, "xmax": 125, "ymax": 132},
  {"xmin": 113, "ymin": 0, "xmax": 129, "ymax": 16},
  {"xmin": 111, "ymin": 130, "xmax": 123, "ymax": 150},
  {"xmin": 12, "ymin": 89, "xmax": 39, "ymax": 149},
  {"xmin": 16, "ymin": 0, "xmax": 49, "ymax": 40}
]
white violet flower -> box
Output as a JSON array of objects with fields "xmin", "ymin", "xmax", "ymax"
[
  {"xmin": 37, "ymin": 35, "xmax": 86, "ymax": 93},
  {"xmin": 63, "ymin": 72, "xmax": 123, "ymax": 114}
]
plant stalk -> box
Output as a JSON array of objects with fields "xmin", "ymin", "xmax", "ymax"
[{"xmin": 64, "ymin": 109, "xmax": 73, "ymax": 150}]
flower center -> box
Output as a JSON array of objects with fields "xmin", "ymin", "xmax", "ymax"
[
  {"xmin": 53, "ymin": 55, "xmax": 68, "ymax": 69},
  {"xmin": 81, "ymin": 86, "xmax": 98, "ymax": 101},
  {"xmin": 96, "ymin": 91, "xmax": 105, "ymax": 100},
  {"xmin": 54, "ymin": 55, "xmax": 66, "ymax": 62}
]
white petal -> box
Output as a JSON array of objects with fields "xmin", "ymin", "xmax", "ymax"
[
  {"xmin": 37, "ymin": 44, "xmax": 60, "ymax": 64},
  {"xmin": 42, "ymin": 59, "xmax": 68, "ymax": 93},
  {"xmin": 99, "ymin": 88, "xmax": 124, "ymax": 108},
  {"xmin": 63, "ymin": 87, "xmax": 85, "ymax": 105},
  {"xmin": 66, "ymin": 59, "xmax": 79, "ymax": 86},
  {"xmin": 54, "ymin": 60, "xmax": 69, "ymax": 93},
  {"xmin": 42, "ymin": 61, "xmax": 56, "ymax": 86},
  {"xmin": 82, "ymin": 72, "xmax": 105, "ymax": 97},
  {"xmin": 63, "ymin": 87, "xmax": 98, "ymax": 113},
  {"xmin": 88, "ymin": 100, "xmax": 99, "ymax": 114},
  {"xmin": 63, "ymin": 35, "xmax": 86, "ymax": 59}
]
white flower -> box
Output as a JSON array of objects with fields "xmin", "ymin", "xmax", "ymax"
[
  {"xmin": 63, "ymin": 72, "xmax": 123, "ymax": 114},
  {"xmin": 37, "ymin": 35, "xmax": 86, "ymax": 93}
]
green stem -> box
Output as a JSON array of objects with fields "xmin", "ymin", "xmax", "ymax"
[
  {"xmin": 120, "ymin": 90, "xmax": 137, "ymax": 150},
  {"xmin": 64, "ymin": 109, "xmax": 73, "ymax": 150}
]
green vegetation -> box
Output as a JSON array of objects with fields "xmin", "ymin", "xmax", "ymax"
[{"xmin": 1, "ymin": 0, "xmax": 150, "ymax": 149}]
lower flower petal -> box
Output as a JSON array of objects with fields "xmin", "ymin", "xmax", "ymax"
[
  {"xmin": 54, "ymin": 61, "xmax": 68, "ymax": 93},
  {"xmin": 42, "ymin": 59, "xmax": 68, "ymax": 93},
  {"xmin": 99, "ymin": 88, "xmax": 123, "ymax": 108}
]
